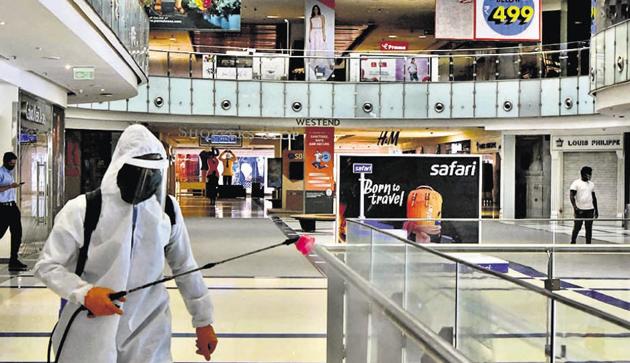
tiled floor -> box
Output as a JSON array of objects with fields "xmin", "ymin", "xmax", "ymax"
[
  {"xmin": 0, "ymin": 196, "xmax": 327, "ymax": 363},
  {"xmin": 3, "ymin": 196, "xmax": 630, "ymax": 362}
]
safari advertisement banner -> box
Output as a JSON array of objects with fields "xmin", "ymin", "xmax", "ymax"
[{"xmin": 337, "ymin": 154, "xmax": 481, "ymax": 243}]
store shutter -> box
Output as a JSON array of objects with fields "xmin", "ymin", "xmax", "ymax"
[{"xmin": 562, "ymin": 152, "xmax": 618, "ymax": 220}]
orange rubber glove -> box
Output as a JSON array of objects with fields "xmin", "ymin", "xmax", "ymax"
[
  {"xmin": 84, "ymin": 287, "xmax": 126, "ymax": 317},
  {"xmin": 195, "ymin": 325, "xmax": 218, "ymax": 361}
]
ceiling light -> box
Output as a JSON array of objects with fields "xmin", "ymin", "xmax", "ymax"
[
  {"xmin": 42, "ymin": 56, "xmax": 61, "ymax": 60},
  {"xmin": 298, "ymin": 16, "xmax": 305, "ymax": 19},
  {"xmin": 79, "ymin": 89, "xmax": 84, "ymax": 94},
  {"xmin": 0, "ymin": 21, "xmax": 5, "ymax": 26},
  {"xmin": 418, "ymin": 35, "xmax": 427, "ymax": 38},
  {"xmin": 100, "ymin": 88, "xmax": 105, "ymax": 92},
  {"xmin": 169, "ymin": 36, "xmax": 176, "ymax": 41},
  {"xmin": 266, "ymin": 15, "xmax": 279, "ymax": 19},
  {"xmin": 65, "ymin": 64, "xmax": 71, "ymax": 70},
  {"xmin": 388, "ymin": 35, "xmax": 397, "ymax": 38}
]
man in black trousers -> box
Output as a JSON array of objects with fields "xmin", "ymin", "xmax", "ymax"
[
  {"xmin": 0, "ymin": 152, "xmax": 27, "ymax": 271},
  {"xmin": 570, "ymin": 166, "xmax": 599, "ymax": 244}
]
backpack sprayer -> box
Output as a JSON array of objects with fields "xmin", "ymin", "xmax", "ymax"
[{"xmin": 48, "ymin": 220, "xmax": 315, "ymax": 363}]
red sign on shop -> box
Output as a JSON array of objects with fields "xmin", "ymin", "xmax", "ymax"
[{"xmin": 379, "ymin": 40, "xmax": 409, "ymax": 51}]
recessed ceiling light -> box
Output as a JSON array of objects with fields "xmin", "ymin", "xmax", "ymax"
[
  {"xmin": 169, "ymin": 37, "xmax": 176, "ymax": 41},
  {"xmin": 266, "ymin": 15, "xmax": 279, "ymax": 19},
  {"xmin": 42, "ymin": 56, "xmax": 61, "ymax": 60},
  {"xmin": 418, "ymin": 35, "xmax": 427, "ymax": 38},
  {"xmin": 298, "ymin": 16, "xmax": 305, "ymax": 19},
  {"xmin": 79, "ymin": 89, "xmax": 84, "ymax": 94},
  {"xmin": 388, "ymin": 35, "xmax": 397, "ymax": 38},
  {"xmin": 65, "ymin": 64, "xmax": 71, "ymax": 70},
  {"xmin": 0, "ymin": 21, "xmax": 5, "ymax": 26}
]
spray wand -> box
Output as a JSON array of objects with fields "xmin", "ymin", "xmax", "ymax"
[
  {"xmin": 108, "ymin": 235, "xmax": 314, "ymax": 301},
  {"xmin": 50, "ymin": 233, "xmax": 316, "ymax": 363}
]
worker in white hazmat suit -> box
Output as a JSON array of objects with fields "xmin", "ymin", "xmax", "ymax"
[{"xmin": 35, "ymin": 125, "xmax": 218, "ymax": 362}]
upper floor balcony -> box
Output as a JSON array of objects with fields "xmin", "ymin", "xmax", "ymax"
[
  {"xmin": 590, "ymin": 18, "xmax": 630, "ymax": 116},
  {"xmin": 73, "ymin": 44, "xmax": 597, "ymax": 124}
]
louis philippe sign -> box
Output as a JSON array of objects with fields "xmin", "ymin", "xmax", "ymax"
[{"xmin": 552, "ymin": 135, "xmax": 624, "ymax": 151}]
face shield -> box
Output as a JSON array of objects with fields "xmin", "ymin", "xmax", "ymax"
[{"xmin": 116, "ymin": 153, "xmax": 169, "ymax": 207}]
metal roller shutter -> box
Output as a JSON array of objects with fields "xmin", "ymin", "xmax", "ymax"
[{"xmin": 562, "ymin": 152, "xmax": 618, "ymax": 219}]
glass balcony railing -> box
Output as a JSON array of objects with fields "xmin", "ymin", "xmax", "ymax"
[
  {"xmin": 148, "ymin": 42, "xmax": 590, "ymax": 83},
  {"xmin": 83, "ymin": 0, "xmax": 149, "ymax": 73},
  {"xmin": 589, "ymin": 18, "xmax": 630, "ymax": 94},
  {"xmin": 73, "ymin": 43, "xmax": 597, "ymax": 118},
  {"xmin": 317, "ymin": 219, "xmax": 630, "ymax": 362}
]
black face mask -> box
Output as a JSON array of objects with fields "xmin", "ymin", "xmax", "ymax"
[
  {"xmin": 117, "ymin": 164, "xmax": 162, "ymax": 205},
  {"xmin": 4, "ymin": 163, "xmax": 14, "ymax": 171}
]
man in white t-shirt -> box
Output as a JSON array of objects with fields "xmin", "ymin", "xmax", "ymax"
[{"xmin": 569, "ymin": 166, "xmax": 598, "ymax": 244}]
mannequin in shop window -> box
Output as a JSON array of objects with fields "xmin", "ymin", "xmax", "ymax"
[
  {"xmin": 219, "ymin": 149, "xmax": 236, "ymax": 185},
  {"xmin": 199, "ymin": 149, "xmax": 213, "ymax": 183},
  {"xmin": 206, "ymin": 148, "xmax": 220, "ymax": 205}
]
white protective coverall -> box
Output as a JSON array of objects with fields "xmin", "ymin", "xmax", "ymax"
[{"xmin": 35, "ymin": 125, "xmax": 214, "ymax": 363}]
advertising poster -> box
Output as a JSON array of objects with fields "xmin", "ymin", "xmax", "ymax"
[
  {"xmin": 202, "ymin": 54, "xmax": 214, "ymax": 78},
  {"xmin": 435, "ymin": 0, "xmax": 474, "ymax": 39},
  {"xmin": 233, "ymin": 156, "xmax": 265, "ymax": 189},
  {"xmin": 267, "ymin": 158, "xmax": 283, "ymax": 189},
  {"xmin": 474, "ymin": 0, "xmax": 541, "ymax": 41},
  {"xmin": 360, "ymin": 57, "xmax": 430, "ymax": 82},
  {"xmin": 144, "ymin": 0, "xmax": 241, "ymax": 31},
  {"xmin": 305, "ymin": 0, "xmax": 336, "ymax": 80},
  {"xmin": 304, "ymin": 127, "xmax": 334, "ymax": 213},
  {"xmin": 305, "ymin": 127, "xmax": 334, "ymax": 191},
  {"xmin": 337, "ymin": 155, "xmax": 481, "ymax": 243}
]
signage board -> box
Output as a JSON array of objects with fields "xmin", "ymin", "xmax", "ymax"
[
  {"xmin": 379, "ymin": 40, "xmax": 409, "ymax": 51},
  {"xmin": 474, "ymin": 0, "xmax": 542, "ymax": 41},
  {"xmin": 352, "ymin": 163, "xmax": 373, "ymax": 174},
  {"xmin": 305, "ymin": 127, "xmax": 335, "ymax": 192},
  {"xmin": 199, "ymin": 134, "xmax": 242, "ymax": 147},
  {"xmin": 435, "ymin": 0, "xmax": 541, "ymax": 41},
  {"xmin": 145, "ymin": 0, "xmax": 241, "ymax": 31},
  {"xmin": 551, "ymin": 135, "xmax": 624, "ymax": 151},
  {"xmin": 19, "ymin": 93, "xmax": 52, "ymax": 126},
  {"xmin": 73, "ymin": 67, "xmax": 95, "ymax": 81},
  {"xmin": 338, "ymin": 154, "xmax": 481, "ymax": 243}
]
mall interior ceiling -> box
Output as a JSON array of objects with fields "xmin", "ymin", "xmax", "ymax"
[{"xmin": 151, "ymin": 0, "xmax": 591, "ymax": 54}]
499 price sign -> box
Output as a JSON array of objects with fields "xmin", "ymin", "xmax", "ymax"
[{"xmin": 475, "ymin": 0, "xmax": 541, "ymax": 41}]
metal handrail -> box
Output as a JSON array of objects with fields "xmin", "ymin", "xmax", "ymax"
[
  {"xmin": 347, "ymin": 219, "xmax": 630, "ymax": 331},
  {"xmin": 348, "ymin": 217, "xmax": 629, "ymax": 222},
  {"xmin": 593, "ymin": 16, "xmax": 630, "ymax": 37},
  {"xmin": 188, "ymin": 40, "xmax": 590, "ymax": 55},
  {"xmin": 150, "ymin": 46, "xmax": 588, "ymax": 60},
  {"xmin": 315, "ymin": 244, "xmax": 472, "ymax": 363}
]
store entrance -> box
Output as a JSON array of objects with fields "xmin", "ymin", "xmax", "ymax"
[
  {"xmin": 166, "ymin": 131, "xmax": 280, "ymax": 218},
  {"xmin": 18, "ymin": 121, "xmax": 51, "ymax": 245}
]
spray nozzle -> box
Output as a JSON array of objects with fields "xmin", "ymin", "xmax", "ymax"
[{"xmin": 294, "ymin": 235, "xmax": 316, "ymax": 256}]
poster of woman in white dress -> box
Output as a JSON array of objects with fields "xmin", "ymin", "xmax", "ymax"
[{"xmin": 305, "ymin": 0, "xmax": 335, "ymax": 81}]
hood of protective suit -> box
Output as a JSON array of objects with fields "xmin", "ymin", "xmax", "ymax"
[{"xmin": 101, "ymin": 125, "xmax": 167, "ymax": 198}]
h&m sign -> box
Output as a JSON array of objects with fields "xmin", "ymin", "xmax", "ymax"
[{"xmin": 552, "ymin": 135, "xmax": 623, "ymax": 151}]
